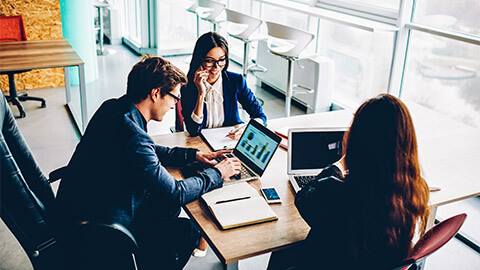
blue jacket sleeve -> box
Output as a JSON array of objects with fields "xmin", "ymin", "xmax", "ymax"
[
  {"xmin": 126, "ymin": 133, "xmax": 223, "ymax": 213},
  {"xmin": 235, "ymin": 74, "xmax": 267, "ymax": 125},
  {"xmin": 154, "ymin": 145, "xmax": 198, "ymax": 167},
  {"xmin": 181, "ymin": 83, "xmax": 204, "ymax": 137}
]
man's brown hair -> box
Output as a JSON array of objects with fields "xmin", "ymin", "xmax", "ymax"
[{"xmin": 127, "ymin": 55, "xmax": 187, "ymax": 103}]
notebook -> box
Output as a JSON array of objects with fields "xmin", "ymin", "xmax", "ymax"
[
  {"xmin": 201, "ymin": 126, "xmax": 238, "ymax": 151},
  {"xmin": 201, "ymin": 181, "xmax": 278, "ymax": 230},
  {"xmin": 217, "ymin": 119, "xmax": 281, "ymax": 184},
  {"xmin": 287, "ymin": 127, "xmax": 348, "ymax": 193}
]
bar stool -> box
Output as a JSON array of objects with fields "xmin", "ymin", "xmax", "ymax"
[
  {"xmin": 225, "ymin": 9, "xmax": 266, "ymax": 78},
  {"xmin": 265, "ymin": 21, "xmax": 314, "ymax": 117},
  {"xmin": 186, "ymin": 0, "xmax": 226, "ymax": 38},
  {"xmin": 93, "ymin": 1, "xmax": 110, "ymax": 55}
]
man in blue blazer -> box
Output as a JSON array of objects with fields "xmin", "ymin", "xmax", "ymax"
[{"xmin": 55, "ymin": 56, "xmax": 241, "ymax": 269}]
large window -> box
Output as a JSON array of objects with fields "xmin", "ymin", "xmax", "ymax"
[
  {"xmin": 317, "ymin": 21, "xmax": 394, "ymax": 106},
  {"xmin": 413, "ymin": 0, "xmax": 480, "ymax": 36},
  {"xmin": 401, "ymin": 0, "xmax": 480, "ymax": 128},
  {"xmin": 123, "ymin": 0, "xmax": 142, "ymax": 45},
  {"xmin": 155, "ymin": 0, "xmax": 197, "ymax": 55},
  {"xmin": 402, "ymin": 32, "xmax": 480, "ymax": 127}
]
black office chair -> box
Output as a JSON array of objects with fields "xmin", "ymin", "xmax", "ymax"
[
  {"xmin": 0, "ymin": 92, "xmax": 139, "ymax": 269},
  {"xmin": 0, "ymin": 15, "xmax": 46, "ymax": 118},
  {"xmin": 0, "ymin": 91, "xmax": 61, "ymax": 269}
]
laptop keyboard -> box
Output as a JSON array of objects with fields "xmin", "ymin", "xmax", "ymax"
[
  {"xmin": 233, "ymin": 165, "xmax": 255, "ymax": 180},
  {"xmin": 294, "ymin": 175, "xmax": 316, "ymax": 189}
]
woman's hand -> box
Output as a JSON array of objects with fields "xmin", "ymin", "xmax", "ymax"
[
  {"xmin": 334, "ymin": 155, "xmax": 347, "ymax": 178},
  {"xmin": 226, "ymin": 124, "xmax": 246, "ymax": 140},
  {"xmin": 194, "ymin": 66, "xmax": 209, "ymax": 97},
  {"xmin": 338, "ymin": 155, "xmax": 345, "ymax": 168}
]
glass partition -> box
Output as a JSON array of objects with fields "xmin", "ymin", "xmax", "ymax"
[
  {"xmin": 413, "ymin": 0, "xmax": 480, "ymax": 36},
  {"xmin": 317, "ymin": 21, "xmax": 394, "ymax": 106},
  {"xmin": 402, "ymin": 31, "xmax": 480, "ymax": 128}
]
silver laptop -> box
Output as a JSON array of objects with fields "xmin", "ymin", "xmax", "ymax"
[
  {"xmin": 288, "ymin": 127, "xmax": 348, "ymax": 193},
  {"xmin": 218, "ymin": 119, "xmax": 281, "ymax": 185}
]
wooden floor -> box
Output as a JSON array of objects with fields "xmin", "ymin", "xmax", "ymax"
[{"xmin": 1, "ymin": 43, "xmax": 479, "ymax": 270}]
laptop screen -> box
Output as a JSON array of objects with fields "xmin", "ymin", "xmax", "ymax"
[
  {"xmin": 233, "ymin": 119, "xmax": 281, "ymax": 176},
  {"xmin": 289, "ymin": 128, "xmax": 347, "ymax": 173}
]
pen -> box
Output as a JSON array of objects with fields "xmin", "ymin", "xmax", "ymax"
[
  {"xmin": 228, "ymin": 124, "xmax": 245, "ymax": 136},
  {"xmin": 216, "ymin": 196, "xmax": 251, "ymax": 204}
]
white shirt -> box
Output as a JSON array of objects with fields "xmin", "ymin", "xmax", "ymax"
[{"xmin": 191, "ymin": 76, "xmax": 224, "ymax": 128}]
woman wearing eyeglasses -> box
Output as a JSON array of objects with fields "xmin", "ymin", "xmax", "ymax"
[{"xmin": 181, "ymin": 32, "xmax": 267, "ymax": 138}]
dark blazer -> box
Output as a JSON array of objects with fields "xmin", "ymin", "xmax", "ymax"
[
  {"xmin": 294, "ymin": 165, "xmax": 407, "ymax": 269},
  {"xmin": 181, "ymin": 71, "xmax": 267, "ymax": 136},
  {"xmin": 294, "ymin": 165, "xmax": 350, "ymax": 269},
  {"xmin": 54, "ymin": 95, "xmax": 223, "ymax": 228}
]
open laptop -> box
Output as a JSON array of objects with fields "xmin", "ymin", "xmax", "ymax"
[
  {"xmin": 218, "ymin": 119, "xmax": 281, "ymax": 184},
  {"xmin": 288, "ymin": 127, "xmax": 348, "ymax": 193}
]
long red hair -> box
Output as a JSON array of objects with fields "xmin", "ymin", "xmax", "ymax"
[{"xmin": 344, "ymin": 94, "xmax": 430, "ymax": 264}]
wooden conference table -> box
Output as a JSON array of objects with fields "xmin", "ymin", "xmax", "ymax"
[
  {"xmin": 0, "ymin": 39, "xmax": 87, "ymax": 132},
  {"xmin": 152, "ymin": 104, "xmax": 480, "ymax": 269}
]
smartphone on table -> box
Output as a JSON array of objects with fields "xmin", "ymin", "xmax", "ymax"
[{"xmin": 261, "ymin": 187, "xmax": 282, "ymax": 204}]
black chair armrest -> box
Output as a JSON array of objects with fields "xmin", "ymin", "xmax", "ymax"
[
  {"xmin": 48, "ymin": 166, "xmax": 67, "ymax": 183},
  {"xmin": 63, "ymin": 221, "xmax": 139, "ymax": 270},
  {"xmin": 77, "ymin": 221, "xmax": 139, "ymax": 249}
]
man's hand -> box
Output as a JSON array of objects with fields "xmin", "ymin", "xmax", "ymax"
[
  {"xmin": 196, "ymin": 151, "xmax": 241, "ymax": 178},
  {"xmin": 214, "ymin": 157, "xmax": 241, "ymax": 179},
  {"xmin": 196, "ymin": 150, "xmax": 231, "ymax": 166}
]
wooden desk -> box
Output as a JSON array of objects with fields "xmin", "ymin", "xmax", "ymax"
[
  {"xmin": 153, "ymin": 132, "xmax": 310, "ymax": 269},
  {"xmin": 152, "ymin": 110, "xmax": 352, "ymax": 269},
  {"xmin": 0, "ymin": 39, "xmax": 87, "ymax": 132},
  {"xmin": 153, "ymin": 105, "xmax": 480, "ymax": 268}
]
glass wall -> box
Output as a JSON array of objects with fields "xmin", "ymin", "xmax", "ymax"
[
  {"xmin": 155, "ymin": 0, "xmax": 197, "ymax": 55},
  {"xmin": 413, "ymin": 0, "xmax": 480, "ymax": 36},
  {"xmin": 402, "ymin": 32, "xmax": 480, "ymax": 128},
  {"xmin": 317, "ymin": 21, "xmax": 394, "ymax": 106},
  {"xmin": 401, "ymin": 0, "xmax": 480, "ymax": 128},
  {"xmin": 123, "ymin": 0, "xmax": 142, "ymax": 45}
]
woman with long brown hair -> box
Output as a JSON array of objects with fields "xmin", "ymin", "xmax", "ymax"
[{"xmin": 268, "ymin": 94, "xmax": 430, "ymax": 269}]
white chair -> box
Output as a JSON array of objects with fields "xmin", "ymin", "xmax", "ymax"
[
  {"xmin": 186, "ymin": 0, "xmax": 226, "ymax": 38},
  {"xmin": 265, "ymin": 21, "xmax": 314, "ymax": 117},
  {"xmin": 225, "ymin": 9, "xmax": 266, "ymax": 78}
]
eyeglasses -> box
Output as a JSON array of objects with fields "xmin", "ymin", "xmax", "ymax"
[
  {"xmin": 203, "ymin": 57, "xmax": 227, "ymax": 68},
  {"xmin": 167, "ymin": 92, "xmax": 181, "ymax": 103}
]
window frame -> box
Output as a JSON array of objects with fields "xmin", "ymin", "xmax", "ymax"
[{"xmin": 315, "ymin": 0, "xmax": 399, "ymax": 25}]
